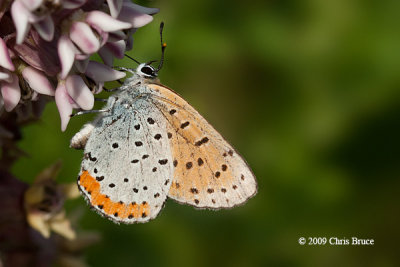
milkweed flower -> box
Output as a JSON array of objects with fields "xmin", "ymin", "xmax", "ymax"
[
  {"xmin": 0, "ymin": 163, "xmax": 101, "ymax": 266},
  {"xmin": 0, "ymin": 0, "xmax": 159, "ymax": 131},
  {"xmin": 24, "ymin": 161, "xmax": 80, "ymax": 240}
]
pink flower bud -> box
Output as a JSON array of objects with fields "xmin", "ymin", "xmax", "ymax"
[
  {"xmin": 108, "ymin": 30, "xmax": 126, "ymax": 42},
  {"xmin": 86, "ymin": 11, "xmax": 131, "ymax": 32},
  {"xmin": 58, "ymin": 35, "xmax": 77, "ymax": 79},
  {"xmin": 32, "ymin": 15, "xmax": 54, "ymax": 41},
  {"xmin": 0, "ymin": 71, "xmax": 13, "ymax": 83},
  {"xmin": 69, "ymin": 22, "xmax": 100, "ymax": 54},
  {"xmin": 11, "ymin": 1, "xmax": 32, "ymax": 44},
  {"xmin": 84, "ymin": 61, "xmax": 125, "ymax": 82},
  {"xmin": 0, "ymin": 38, "xmax": 15, "ymax": 71},
  {"xmin": 104, "ymin": 40, "xmax": 126, "ymax": 59},
  {"xmin": 118, "ymin": 4, "xmax": 154, "ymax": 28},
  {"xmin": 74, "ymin": 58, "xmax": 89, "ymax": 73},
  {"xmin": 66, "ymin": 75, "xmax": 94, "ymax": 110},
  {"xmin": 107, "ymin": 0, "xmax": 123, "ymax": 18},
  {"xmin": 122, "ymin": 1, "xmax": 159, "ymax": 15},
  {"xmin": 1, "ymin": 74, "xmax": 21, "ymax": 111},
  {"xmin": 98, "ymin": 47, "xmax": 114, "ymax": 66},
  {"xmin": 22, "ymin": 66, "xmax": 55, "ymax": 96},
  {"xmin": 55, "ymin": 83, "xmax": 73, "ymax": 131}
]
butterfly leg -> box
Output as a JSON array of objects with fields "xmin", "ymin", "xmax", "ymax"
[
  {"xmin": 103, "ymin": 87, "xmax": 120, "ymax": 92},
  {"xmin": 70, "ymin": 109, "xmax": 109, "ymax": 117},
  {"xmin": 71, "ymin": 96, "xmax": 117, "ymax": 117},
  {"xmin": 113, "ymin": 66, "xmax": 135, "ymax": 75}
]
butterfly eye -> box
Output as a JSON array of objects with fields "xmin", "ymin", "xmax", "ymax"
[{"xmin": 140, "ymin": 66, "xmax": 156, "ymax": 76}]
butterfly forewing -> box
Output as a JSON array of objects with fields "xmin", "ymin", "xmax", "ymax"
[
  {"xmin": 146, "ymin": 84, "xmax": 257, "ymax": 209},
  {"xmin": 77, "ymin": 98, "xmax": 173, "ymax": 223}
]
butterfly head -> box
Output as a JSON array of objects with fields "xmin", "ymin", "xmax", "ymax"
[
  {"xmin": 136, "ymin": 63, "xmax": 158, "ymax": 78},
  {"xmin": 124, "ymin": 22, "xmax": 166, "ymax": 80}
]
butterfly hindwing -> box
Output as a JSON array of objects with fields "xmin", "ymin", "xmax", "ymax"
[
  {"xmin": 77, "ymin": 97, "xmax": 173, "ymax": 223},
  {"xmin": 146, "ymin": 84, "xmax": 257, "ymax": 209}
]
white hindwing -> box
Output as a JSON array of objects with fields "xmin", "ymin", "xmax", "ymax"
[{"xmin": 77, "ymin": 96, "xmax": 173, "ymax": 223}]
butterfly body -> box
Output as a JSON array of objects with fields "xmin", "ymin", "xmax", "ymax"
[{"xmin": 72, "ymin": 64, "xmax": 257, "ymax": 224}]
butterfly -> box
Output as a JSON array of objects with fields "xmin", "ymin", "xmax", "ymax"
[{"xmin": 70, "ymin": 23, "xmax": 257, "ymax": 223}]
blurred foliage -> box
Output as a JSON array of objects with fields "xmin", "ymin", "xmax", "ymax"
[{"xmin": 12, "ymin": 0, "xmax": 400, "ymax": 266}]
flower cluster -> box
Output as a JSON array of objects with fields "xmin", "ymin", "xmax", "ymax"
[
  {"xmin": 0, "ymin": 162, "xmax": 101, "ymax": 266},
  {"xmin": 24, "ymin": 161, "xmax": 79, "ymax": 240},
  {"xmin": 0, "ymin": 0, "xmax": 158, "ymax": 130}
]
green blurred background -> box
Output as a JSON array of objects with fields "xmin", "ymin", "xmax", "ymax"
[{"xmin": 12, "ymin": 0, "xmax": 400, "ymax": 266}]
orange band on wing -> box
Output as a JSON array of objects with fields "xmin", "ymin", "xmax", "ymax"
[{"xmin": 79, "ymin": 171, "xmax": 150, "ymax": 219}]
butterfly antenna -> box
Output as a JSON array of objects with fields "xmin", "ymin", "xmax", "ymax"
[
  {"xmin": 156, "ymin": 22, "xmax": 166, "ymax": 72},
  {"xmin": 124, "ymin": 54, "xmax": 140, "ymax": 65}
]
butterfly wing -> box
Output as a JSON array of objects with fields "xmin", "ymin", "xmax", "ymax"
[
  {"xmin": 146, "ymin": 83, "xmax": 257, "ymax": 209},
  {"xmin": 77, "ymin": 98, "xmax": 174, "ymax": 223}
]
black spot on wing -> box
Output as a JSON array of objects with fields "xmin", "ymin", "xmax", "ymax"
[
  {"xmin": 186, "ymin": 162, "xmax": 193, "ymax": 169},
  {"xmin": 180, "ymin": 121, "xmax": 190, "ymax": 129},
  {"xmin": 147, "ymin": 117, "xmax": 155, "ymax": 124},
  {"xmin": 195, "ymin": 137, "xmax": 209, "ymax": 146},
  {"xmin": 190, "ymin": 188, "xmax": 199, "ymax": 194},
  {"xmin": 135, "ymin": 141, "xmax": 143, "ymax": 147},
  {"xmin": 158, "ymin": 159, "xmax": 168, "ymax": 165}
]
